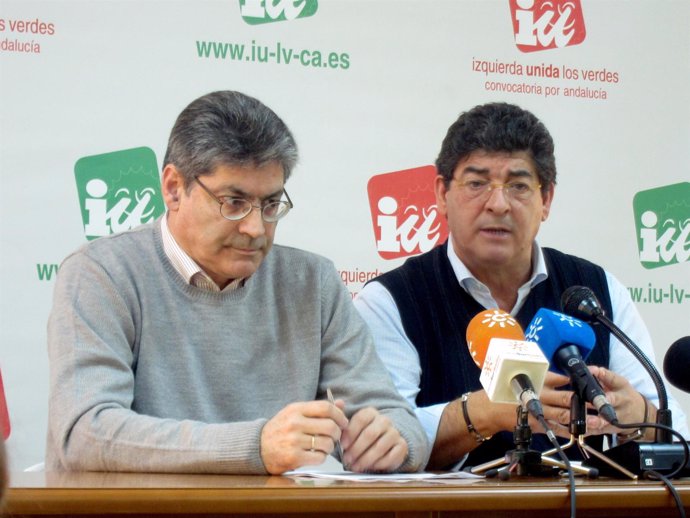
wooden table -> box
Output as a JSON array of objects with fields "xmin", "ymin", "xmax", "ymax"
[{"xmin": 6, "ymin": 471, "xmax": 690, "ymax": 518}]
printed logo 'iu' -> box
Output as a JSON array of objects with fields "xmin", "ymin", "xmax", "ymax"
[
  {"xmin": 367, "ymin": 166, "xmax": 448, "ymax": 260},
  {"xmin": 633, "ymin": 182, "xmax": 690, "ymax": 269},
  {"xmin": 509, "ymin": 0, "xmax": 586, "ymax": 53},
  {"xmin": 239, "ymin": 0, "xmax": 318, "ymax": 25},
  {"xmin": 74, "ymin": 147, "xmax": 165, "ymax": 241}
]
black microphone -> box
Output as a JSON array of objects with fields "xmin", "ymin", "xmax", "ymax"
[
  {"xmin": 664, "ymin": 337, "xmax": 690, "ymax": 393},
  {"xmin": 561, "ymin": 285, "xmax": 672, "ymax": 442},
  {"xmin": 561, "ymin": 286, "xmax": 690, "ymax": 478},
  {"xmin": 554, "ymin": 345, "xmax": 618, "ymax": 424}
]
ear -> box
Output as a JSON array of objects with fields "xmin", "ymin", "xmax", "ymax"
[
  {"xmin": 162, "ymin": 164, "xmax": 184, "ymax": 211},
  {"xmin": 434, "ymin": 175, "xmax": 450, "ymax": 217},
  {"xmin": 541, "ymin": 183, "xmax": 555, "ymax": 221}
]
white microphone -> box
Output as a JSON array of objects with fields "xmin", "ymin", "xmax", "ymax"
[{"xmin": 467, "ymin": 309, "xmax": 550, "ymax": 417}]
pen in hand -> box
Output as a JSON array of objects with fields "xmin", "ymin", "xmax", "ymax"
[{"xmin": 327, "ymin": 387, "xmax": 348, "ymax": 471}]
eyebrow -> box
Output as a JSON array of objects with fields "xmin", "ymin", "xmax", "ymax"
[
  {"xmin": 461, "ymin": 166, "xmax": 536, "ymax": 179},
  {"xmin": 220, "ymin": 186, "xmax": 285, "ymax": 201}
]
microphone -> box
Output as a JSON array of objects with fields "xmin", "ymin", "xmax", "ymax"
[
  {"xmin": 467, "ymin": 308, "xmax": 524, "ymax": 368},
  {"xmin": 466, "ymin": 309, "xmax": 549, "ymax": 418},
  {"xmin": 663, "ymin": 337, "xmax": 690, "ymax": 393},
  {"xmin": 560, "ymin": 286, "xmax": 690, "ymax": 478},
  {"xmin": 561, "ymin": 285, "xmax": 671, "ymax": 441},
  {"xmin": 525, "ymin": 308, "xmax": 618, "ymax": 424}
]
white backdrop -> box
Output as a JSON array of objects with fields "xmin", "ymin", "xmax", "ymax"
[{"xmin": 1, "ymin": 0, "xmax": 689, "ymax": 471}]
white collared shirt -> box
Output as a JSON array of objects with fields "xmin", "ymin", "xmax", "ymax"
[{"xmin": 446, "ymin": 234, "xmax": 548, "ymax": 315}]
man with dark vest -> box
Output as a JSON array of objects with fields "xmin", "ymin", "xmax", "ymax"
[{"xmin": 354, "ymin": 102, "xmax": 688, "ymax": 470}]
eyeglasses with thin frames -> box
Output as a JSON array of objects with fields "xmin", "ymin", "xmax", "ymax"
[
  {"xmin": 453, "ymin": 178, "xmax": 542, "ymax": 202},
  {"xmin": 194, "ymin": 176, "xmax": 293, "ymax": 222}
]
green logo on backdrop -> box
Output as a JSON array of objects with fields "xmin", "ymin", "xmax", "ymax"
[
  {"xmin": 239, "ymin": 0, "xmax": 318, "ymax": 24},
  {"xmin": 633, "ymin": 182, "xmax": 690, "ymax": 269},
  {"xmin": 74, "ymin": 147, "xmax": 165, "ymax": 240}
]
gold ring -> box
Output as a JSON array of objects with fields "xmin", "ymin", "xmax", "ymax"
[{"xmin": 310, "ymin": 434, "xmax": 316, "ymax": 452}]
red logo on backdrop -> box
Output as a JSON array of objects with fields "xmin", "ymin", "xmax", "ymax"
[
  {"xmin": 509, "ymin": 0, "xmax": 586, "ymax": 53},
  {"xmin": 0, "ymin": 369, "xmax": 10, "ymax": 439},
  {"xmin": 367, "ymin": 166, "xmax": 448, "ymax": 260}
]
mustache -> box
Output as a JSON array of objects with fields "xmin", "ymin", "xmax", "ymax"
[
  {"xmin": 229, "ymin": 237, "xmax": 267, "ymax": 250},
  {"xmin": 479, "ymin": 218, "xmax": 513, "ymax": 232}
]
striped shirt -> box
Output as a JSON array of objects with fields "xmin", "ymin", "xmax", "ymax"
[{"xmin": 160, "ymin": 214, "xmax": 243, "ymax": 292}]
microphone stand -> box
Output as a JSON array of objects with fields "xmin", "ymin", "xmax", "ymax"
[
  {"xmin": 596, "ymin": 312, "xmax": 672, "ymax": 443},
  {"xmin": 562, "ymin": 286, "xmax": 690, "ymax": 476},
  {"xmin": 470, "ymin": 405, "xmax": 592, "ymax": 478},
  {"xmin": 542, "ymin": 392, "xmax": 634, "ymax": 479},
  {"xmin": 563, "ymin": 287, "xmax": 672, "ymax": 440}
]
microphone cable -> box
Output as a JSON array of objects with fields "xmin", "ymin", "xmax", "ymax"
[
  {"xmin": 612, "ymin": 419, "xmax": 689, "ymax": 518},
  {"xmin": 536, "ymin": 415, "xmax": 577, "ymax": 518},
  {"xmin": 643, "ymin": 470, "xmax": 686, "ymax": 518}
]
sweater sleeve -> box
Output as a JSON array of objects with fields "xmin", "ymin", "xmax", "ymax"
[
  {"xmin": 46, "ymin": 251, "xmax": 268, "ymax": 474},
  {"xmin": 354, "ymin": 280, "xmax": 449, "ymax": 448},
  {"xmin": 316, "ymin": 262, "xmax": 431, "ymax": 472}
]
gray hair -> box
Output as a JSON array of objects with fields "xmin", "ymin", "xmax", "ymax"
[{"xmin": 163, "ymin": 91, "xmax": 298, "ymax": 188}]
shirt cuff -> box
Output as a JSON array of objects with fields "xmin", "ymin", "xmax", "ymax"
[
  {"xmin": 415, "ymin": 402, "xmax": 469, "ymax": 472},
  {"xmin": 415, "ymin": 402, "xmax": 446, "ymax": 446}
]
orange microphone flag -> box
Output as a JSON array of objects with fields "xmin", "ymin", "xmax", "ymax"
[{"xmin": 466, "ymin": 309, "xmax": 524, "ymax": 368}]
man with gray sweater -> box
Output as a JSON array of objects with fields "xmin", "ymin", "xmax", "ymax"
[{"xmin": 46, "ymin": 91, "xmax": 429, "ymax": 475}]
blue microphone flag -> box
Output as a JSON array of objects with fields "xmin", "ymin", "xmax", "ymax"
[{"xmin": 525, "ymin": 308, "xmax": 596, "ymax": 375}]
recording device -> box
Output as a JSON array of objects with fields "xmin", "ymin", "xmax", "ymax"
[
  {"xmin": 525, "ymin": 308, "xmax": 618, "ymax": 424},
  {"xmin": 663, "ymin": 337, "xmax": 690, "ymax": 393},
  {"xmin": 466, "ymin": 309, "xmax": 549, "ymax": 418},
  {"xmin": 561, "ymin": 286, "xmax": 690, "ymax": 477}
]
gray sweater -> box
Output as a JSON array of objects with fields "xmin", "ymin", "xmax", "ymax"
[{"xmin": 46, "ymin": 221, "xmax": 429, "ymax": 473}]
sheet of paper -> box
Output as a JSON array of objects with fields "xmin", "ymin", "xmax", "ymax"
[{"xmin": 285, "ymin": 469, "xmax": 483, "ymax": 483}]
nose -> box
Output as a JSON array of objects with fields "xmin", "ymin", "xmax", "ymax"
[
  {"xmin": 237, "ymin": 206, "xmax": 266, "ymax": 238},
  {"xmin": 484, "ymin": 185, "xmax": 511, "ymax": 213}
]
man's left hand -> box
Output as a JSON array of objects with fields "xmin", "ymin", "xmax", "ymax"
[
  {"xmin": 340, "ymin": 407, "xmax": 408, "ymax": 473},
  {"xmin": 539, "ymin": 367, "xmax": 650, "ymax": 438},
  {"xmin": 585, "ymin": 366, "xmax": 649, "ymax": 435}
]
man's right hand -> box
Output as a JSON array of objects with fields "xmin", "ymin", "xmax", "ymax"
[
  {"xmin": 535, "ymin": 371, "xmax": 580, "ymax": 438},
  {"xmin": 260, "ymin": 400, "xmax": 348, "ymax": 474}
]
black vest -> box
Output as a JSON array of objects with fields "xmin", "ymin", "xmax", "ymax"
[{"xmin": 376, "ymin": 242, "xmax": 613, "ymax": 467}]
